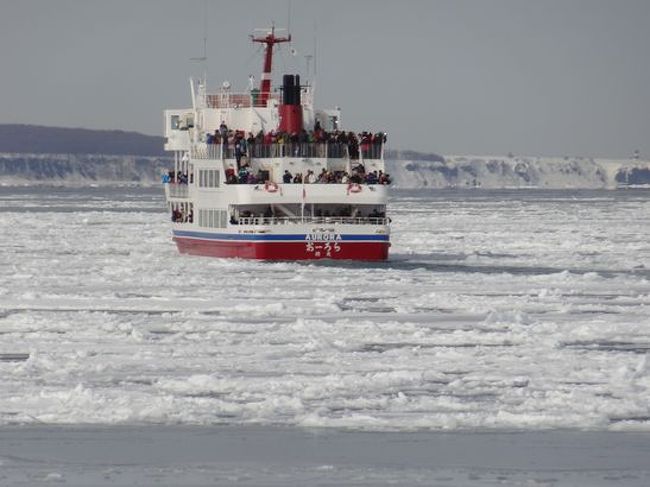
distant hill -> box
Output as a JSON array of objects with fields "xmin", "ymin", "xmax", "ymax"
[{"xmin": 0, "ymin": 124, "xmax": 166, "ymax": 156}]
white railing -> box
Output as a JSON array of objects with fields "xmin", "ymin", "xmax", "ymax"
[
  {"xmin": 235, "ymin": 216, "xmax": 388, "ymax": 226},
  {"xmin": 190, "ymin": 142, "xmax": 385, "ymax": 162},
  {"xmin": 360, "ymin": 144, "xmax": 384, "ymax": 161},
  {"xmin": 166, "ymin": 183, "xmax": 189, "ymax": 198},
  {"xmin": 191, "ymin": 145, "xmax": 223, "ymax": 160},
  {"xmin": 205, "ymin": 92, "xmax": 281, "ymax": 109}
]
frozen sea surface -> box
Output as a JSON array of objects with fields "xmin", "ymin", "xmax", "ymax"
[{"xmin": 0, "ymin": 187, "xmax": 649, "ymax": 431}]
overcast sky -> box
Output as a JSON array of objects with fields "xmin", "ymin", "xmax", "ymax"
[{"xmin": 1, "ymin": 0, "xmax": 649, "ymax": 157}]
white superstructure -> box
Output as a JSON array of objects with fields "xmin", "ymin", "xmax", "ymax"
[{"xmin": 162, "ymin": 26, "xmax": 390, "ymax": 260}]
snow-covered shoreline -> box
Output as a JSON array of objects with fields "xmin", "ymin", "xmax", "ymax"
[
  {"xmin": 0, "ymin": 152, "xmax": 169, "ymax": 187},
  {"xmin": 388, "ymin": 154, "xmax": 650, "ymax": 189}
]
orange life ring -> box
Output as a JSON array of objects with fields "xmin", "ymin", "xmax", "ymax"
[
  {"xmin": 347, "ymin": 183, "xmax": 362, "ymax": 193},
  {"xmin": 265, "ymin": 181, "xmax": 279, "ymax": 193}
]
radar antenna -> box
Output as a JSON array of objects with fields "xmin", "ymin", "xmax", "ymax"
[{"xmin": 251, "ymin": 24, "xmax": 291, "ymax": 107}]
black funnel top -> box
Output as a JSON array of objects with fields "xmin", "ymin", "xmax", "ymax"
[{"xmin": 282, "ymin": 74, "xmax": 301, "ymax": 106}]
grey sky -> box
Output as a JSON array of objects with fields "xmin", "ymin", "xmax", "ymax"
[{"xmin": 1, "ymin": 0, "xmax": 649, "ymax": 157}]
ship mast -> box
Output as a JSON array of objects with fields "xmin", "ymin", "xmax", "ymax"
[{"xmin": 251, "ymin": 25, "xmax": 291, "ymax": 107}]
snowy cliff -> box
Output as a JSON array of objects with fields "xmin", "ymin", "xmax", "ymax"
[
  {"xmin": 0, "ymin": 152, "xmax": 170, "ymax": 186},
  {"xmin": 1, "ymin": 151, "xmax": 649, "ymax": 188},
  {"xmin": 386, "ymin": 154, "xmax": 650, "ymax": 189}
]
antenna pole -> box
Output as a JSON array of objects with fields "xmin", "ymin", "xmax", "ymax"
[
  {"xmin": 313, "ymin": 21, "xmax": 318, "ymax": 77},
  {"xmin": 202, "ymin": 0, "xmax": 208, "ymax": 81},
  {"xmin": 287, "ymin": 0, "xmax": 292, "ymax": 36},
  {"xmin": 190, "ymin": 0, "xmax": 208, "ymax": 81}
]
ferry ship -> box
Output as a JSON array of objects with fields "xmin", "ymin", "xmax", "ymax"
[{"xmin": 162, "ymin": 27, "xmax": 390, "ymax": 260}]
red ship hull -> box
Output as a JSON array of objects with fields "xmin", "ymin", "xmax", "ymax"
[{"xmin": 174, "ymin": 236, "xmax": 390, "ymax": 261}]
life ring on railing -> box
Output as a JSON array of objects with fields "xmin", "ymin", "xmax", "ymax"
[
  {"xmin": 347, "ymin": 183, "xmax": 362, "ymax": 194},
  {"xmin": 264, "ymin": 181, "xmax": 279, "ymax": 193}
]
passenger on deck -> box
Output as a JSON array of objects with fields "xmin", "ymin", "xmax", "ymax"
[
  {"xmin": 306, "ymin": 170, "xmax": 317, "ymax": 184},
  {"xmin": 318, "ymin": 168, "xmax": 329, "ymax": 183},
  {"xmin": 225, "ymin": 167, "xmax": 237, "ymax": 184},
  {"xmin": 238, "ymin": 166, "xmax": 249, "ymax": 184},
  {"xmin": 349, "ymin": 172, "xmax": 363, "ymax": 184},
  {"xmin": 292, "ymin": 172, "xmax": 303, "ymax": 183},
  {"xmin": 365, "ymin": 171, "xmax": 378, "ymax": 185},
  {"xmin": 234, "ymin": 133, "xmax": 246, "ymax": 166},
  {"xmin": 283, "ymin": 170, "xmax": 293, "ymax": 183}
]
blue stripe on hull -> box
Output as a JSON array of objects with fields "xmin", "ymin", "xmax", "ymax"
[{"xmin": 172, "ymin": 230, "xmax": 389, "ymax": 242}]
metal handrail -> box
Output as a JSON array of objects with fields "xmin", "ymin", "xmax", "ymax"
[
  {"xmin": 191, "ymin": 142, "xmax": 367, "ymax": 160},
  {"xmin": 206, "ymin": 92, "xmax": 281, "ymax": 109},
  {"xmin": 191, "ymin": 145, "xmax": 223, "ymax": 160},
  {"xmin": 235, "ymin": 216, "xmax": 388, "ymax": 226},
  {"xmin": 166, "ymin": 183, "xmax": 189, "ymax": 198}
]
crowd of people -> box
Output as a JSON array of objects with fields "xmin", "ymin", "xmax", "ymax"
[
  {"xmin": 207, "ymin": 121, "xmax": 387, "ymax": 164},
  {"xmin": 225, "ymin": 164, "xmax": 391, "ymax": 186}
]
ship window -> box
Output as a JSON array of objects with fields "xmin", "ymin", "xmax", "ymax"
[
  {"xmin": 198, "ymin": 208, "xmax": 227, "ymax": 228},
  {"xmin": 170, "ymin": 115, "xmax": 180, "ymax": 130},
  {"xmin": 198, "ymin": 169, "xmax": 220, "ymax": 188}
]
